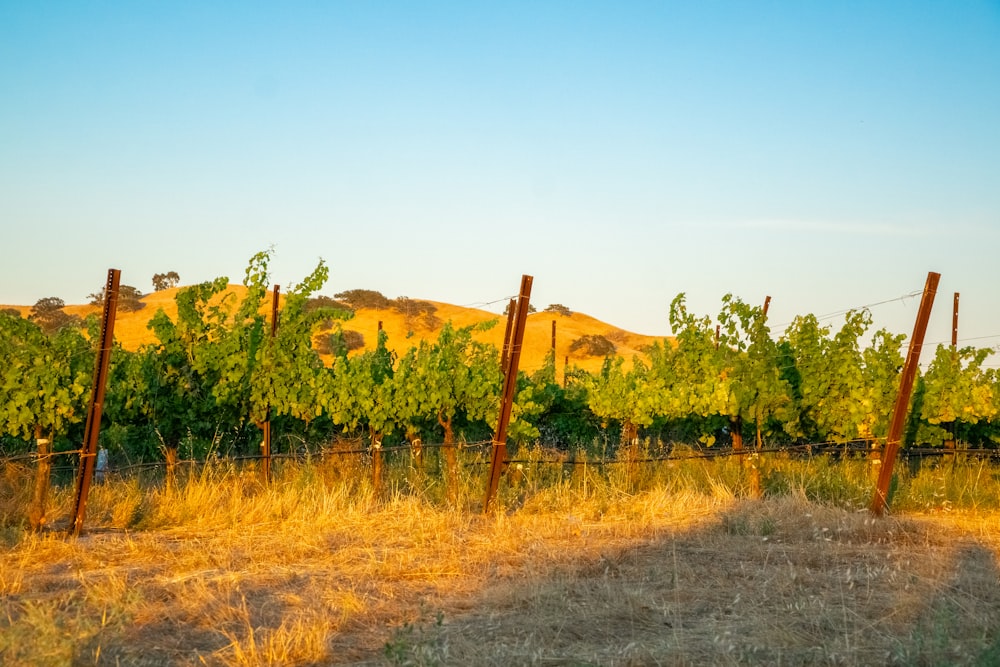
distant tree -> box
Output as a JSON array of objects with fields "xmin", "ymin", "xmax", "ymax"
[
  {"xmin": 334, "ymin": 289, "xmax": 392, "ymax": 310},
  {"xmin": 29, "ymin": 297, "xmax": 80, "ymax": 334},
  {"xmin": 569, "ymin": 334, "xmax": 616, "ymax": 357},
  {"xmin": 544, "ymin": 304, "xmax": 573, "ymax": 316},
  {"xmin": 118, "ymin": 285, "xmax": 146, "ymax": 312},
  {"xmin": 316, "ymin": 329, "xmax": 365, "ymax": 356},
  {"xmin": 1, "ymin": 308, "xmax": 20, "ymax": 318},
  {"xmin": 87, "ymin": 285, "xmax": 145, "ymax": 312},
  {"xmin": 305, "ymin": 295, "xmax": 354, "ymax": 316},
  {"xmin": 393, "ymin": 297, "xmax": 440, "ymax": 329},
  {"xmin": 392, "ymin": 297, "xmax": 435, "ymax": 316},
  {"xmin": 30, "ymin": 297, "xmax": 65, "ymax": 315},
  {"xmin": 342, "ymin": 330, "xmax": 365, "ymax": 352},
  {"xmin": 504, "ymin": 302, "xmax": 537, "ymax": 316},
  {"xmin": 152, "ymin": 271, "xmax": 180, "ymax": 291},
  {"xmin": 604, "ymin": 329, "xmax": 627, "ymax": 343}
]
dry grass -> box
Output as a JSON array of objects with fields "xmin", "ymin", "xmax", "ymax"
[{"xmin": 3, "ymin": 457, "xmax": 1000, "ymax": 666}]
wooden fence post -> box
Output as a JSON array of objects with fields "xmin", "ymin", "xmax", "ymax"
[{"xmin": 28, "ymin": 426, "xmax": 52, "ymax": 531}]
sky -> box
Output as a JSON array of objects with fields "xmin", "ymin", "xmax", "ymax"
[{"xmin": 2, "ymin": 2, "xmax": 999, "ymax": 361}]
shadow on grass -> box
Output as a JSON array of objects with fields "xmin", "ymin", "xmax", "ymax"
[{"xmin": 354, "ymin": 500, "xmax": 1000, "ymax": 667}]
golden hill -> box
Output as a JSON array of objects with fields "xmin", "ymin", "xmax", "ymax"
[{"xmin": 4, "ymin": 286, "xmax": 667, "ymax": 378}]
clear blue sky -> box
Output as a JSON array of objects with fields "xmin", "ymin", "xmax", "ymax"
[{"xmin": 2, "ymin": 2, "xmax": 998, "ymax": 358}]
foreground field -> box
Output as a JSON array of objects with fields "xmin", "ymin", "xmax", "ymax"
[{"xmin": 2, "ymin": 457, "xmax": 1000, "ymax": 666}]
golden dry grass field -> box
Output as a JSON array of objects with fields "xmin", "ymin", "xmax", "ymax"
[{"xmin": 3, "ymin": 455, "xmax": 1000, "ymax": 666}]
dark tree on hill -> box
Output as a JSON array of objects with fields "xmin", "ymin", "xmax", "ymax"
[
  {"xmin": 313, "ymin": 335, "xmax": 332, "ymax": 355},
  {"xmin": 544, "ymin": 304, "xmax": 573, "ymax": 316},
  {"xmin": 317, "ymin": 329, "xmax": 366, "ymax": 356},
  {"xmin": 393, "ymin": 297, "xmax": 440, "ymax": 329},
  {"xmin": 152, "ymin": 271, "xmax": 180, "ymax": 291},
  {"xmin": 1, "ymin": 308, "xmax": 20, "ymax": 318},
  {"xmin": 305, "ymin": 295, "xmax": 354, "ymax": 315},
  {"xmin": 29, "ymin": 297, "xmax": 80, "ymax": 334},
  {"xmin": 569, "ymin": 334, "xmax": 616, "ymax": 357},
  {"xmin": 504, "ymin": 302, "xmax": 537, "ymax": 316},
  {"xmin": 604, "ymin": 328, "xmax": 626, "ymax": 343},
  {"xmin": 87, "ymin": 285, "xmax": 146, "ymax": 312},
  {"xmin": 334, "ymin": 289, "xmax": 392, "ymax": 310},
  {"xmin": 341, "ymin": 329, "xmax": 365, "ymax": 351},
  {"xmin": 118, "ymin": 285, "xmax": 146, "ymax": 312}
]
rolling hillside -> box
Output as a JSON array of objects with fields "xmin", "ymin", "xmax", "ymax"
[{"xmin": 3, "ymin": 286, "xmax": 668, "ymax": 378}]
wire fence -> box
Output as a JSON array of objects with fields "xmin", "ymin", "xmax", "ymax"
[{"xmin": 5, "ymin": 437, "xmax": 998, "ymax": 481}]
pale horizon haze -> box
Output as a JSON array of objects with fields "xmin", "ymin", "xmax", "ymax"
[{"xmin": 2, "ymin": 2, "xmax": 998, "ymax": 361}]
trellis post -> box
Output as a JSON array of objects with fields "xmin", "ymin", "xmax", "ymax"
[
  {"xmin": 71, "ymin": 269, "xmax": 120, "ymax": 536},
  {"xmin": 484, "ymin": 275, "xmax": 533, "ymax": 512},
  {"xmin": 261, "ymin": 285, "xmax": 280, "ymax": 484},
  {"xmin": 871, "ymin": 271, "xmax": 940, "ymax": 516}
]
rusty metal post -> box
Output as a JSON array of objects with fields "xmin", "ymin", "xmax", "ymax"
[
  {"xmin": 71, "ymin": 269, "xmax": 121, "ymax": 536},
  {"xmin": 261, "ymin": 285, "xmax": 280, "ymax": 485},
  {"xmin": 952, "ymin": 292, "xmax": 959, "ymax": 349},
  {"xmin": 715, "ymin": 324, "xmax": 720, "ymax": 349},
  {"xmin": 260, "ymin": 420, "xmax": 271, "ymax": 479},
  {"xmin": 500, "ymin": 299, "xmax": 516, "ymax": 371},
  {"xmin": 871, "ymin": 271, "xmax": 940, "ymax": 516},
  {"xmin": 946, "ymin": 292, "xmax": 959, "ymax": 452},
  {"xmin": 484, "ymin": 276, "xmax": 533, "ymax": 512},
  {"xmin": 551, "ymin": 319, "xmax": 558, "ymax": 384},
  {"xmin": 372, "ymin": 432, "xmax": 383, "ymax": 498},
  {"xmin": 271, "ymin": 285, "xmax": 280, "ymax": 336},
  {"xmin": 762, "ymin": 295, "xmax": 771, "ymax": 318}
]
